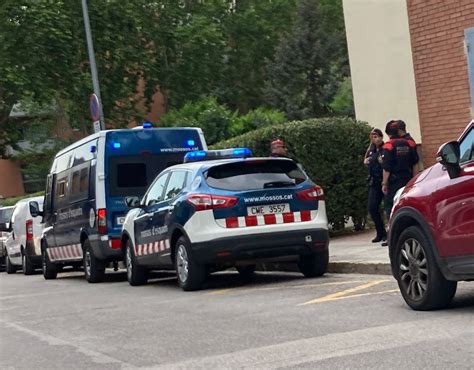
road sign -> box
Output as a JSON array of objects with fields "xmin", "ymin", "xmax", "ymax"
[
  {"xmin": 93, "ymin": 120, "xmax": 101, "ymax": 134},
  {"xmin": 90, "ymin": 93, "xmax": 101, "ymax": 122}
]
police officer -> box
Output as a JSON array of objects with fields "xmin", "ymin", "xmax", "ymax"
[
  {"xmin": 381, "ymin": 120, "xmax": 419, "ymax": 219},
  {"xmin": 364, "ymin": 128, "xmax": 386, "ymax": 243},
  {"xmin": 269, "ymin": 139, "xmax": 289, "ymax": 158},
  {"xmin": 397, "ymin": 120, "xmax": 420, "ymax": 175}
]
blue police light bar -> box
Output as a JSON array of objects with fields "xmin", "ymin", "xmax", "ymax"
[
  {"xmin": 187, "ymin": 139, "xmax": 195, "ymax": 146},
  {"xmin": 142, "ymin": 122, "xmax": 153, "ymax": 129},
  {"xmin": 184, "ymin": 148, "xmax": 253, "ymax": 163},
  {"xmin": 112, "ymin": 142, "xmax": 121, "ymax": 149}
]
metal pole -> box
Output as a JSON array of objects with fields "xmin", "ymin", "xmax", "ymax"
[{"xmin": 81, "ymin": 0, "xmax": 105, "ymax": 129}]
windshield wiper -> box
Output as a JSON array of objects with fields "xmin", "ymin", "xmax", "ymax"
[{"xmin": 263, "ymin": 181, "xmax": 295, "ymax": 188}]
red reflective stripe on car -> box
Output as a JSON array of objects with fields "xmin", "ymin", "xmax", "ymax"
[
  {"xmin": 264, "ymin": 214, "xmax": 277, "ymax": 224},
  {"xmin": 283, "ymin": 212, "xmax": 294, "ymax": 223},
  {"xmin": 245, "ymin": 216, "xmax": 258, "ymax": 227},
  {"xmin": 226, "ymin": 217, "xmax": 239, "ymax": 228},
  {"xmin": 300, "ymin": 210, "xmax": 311, "ymax": 222}
]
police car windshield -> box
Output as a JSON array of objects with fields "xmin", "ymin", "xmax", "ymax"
[{"xmin": 205, "ymin": 159, "xmax": 306, "ymax": 191}]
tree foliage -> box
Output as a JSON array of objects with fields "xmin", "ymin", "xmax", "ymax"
[{"xmin": 265, "ymin": 0, "xmax": 350, "ymax": 120}]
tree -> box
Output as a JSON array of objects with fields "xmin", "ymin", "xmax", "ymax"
[{"xmin": 264, "ymin": 0, "xmax": 350, "ymax": 120}]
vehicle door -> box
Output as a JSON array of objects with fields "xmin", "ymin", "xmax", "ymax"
[
  {"xmin": 435, "ymin": 126, "xmax": 474, "ymax": 257},
  {"xmin": 134, "ymin": 172, "xmax": 170, "ymax": 264}
]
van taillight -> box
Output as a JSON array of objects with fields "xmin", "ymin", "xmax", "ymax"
[
  {"xmin": 297, "ymin": 186, "xmax": 325, "ymax": 201},
  {"xmin": 26, "ymin": 220, "xmax": 33, "ymax": 241},
  {"xmin": 97, "ymin": 208, "xmax": 107, "ymax": 234},
  {"xmin": 186, "ymin": 194, "xmax": 238, "ymax": 211}
]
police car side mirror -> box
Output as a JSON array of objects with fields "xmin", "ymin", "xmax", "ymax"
[
  {"xmin": 436, "ymin": 141, "xmax": 461, "ymax": 179},
  {"xmin": 125, "ymin": 196, "xmax": 141, "ymax": 208},
  {"xmin": 29, "ymin": 201, "xmax": 43, "ymax": 218}
]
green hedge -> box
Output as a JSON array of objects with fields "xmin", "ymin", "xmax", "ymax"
[
  {"xmin": 1, "ymin": 191, "xmax": 45, "ymax": 207},
  {"xmin": 213, "ymin": 117, "xmax": 372, "ymax": 231}
]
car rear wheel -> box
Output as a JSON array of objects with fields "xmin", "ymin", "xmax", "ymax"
[
  {"xmin": 125, "ymin": 239, "xmax": 148, "ymax": 286},
  {"xmin": 298, "ymin": 250, "xmax": 328, "ymax": 278},
  {"xmin": 42, "ymin": 247, "xmax": 57, "ymax": 280},
  {"xmin": 22, "ymin": 251, "xmax": 35, "ymax": 275},
  {"xmin": 395, "ymin": 226, "xmax": 457, "ymax": 311},
  {"xmin": 5, "ymin": 253, "xmax": 17, "ymax": 274},
  {"xmin": 175, "ymin": 236, "xmax": 205, "ymax": 291},
  {"xmin": 83, "ymin": 240, "xmax": 105, "ymax": 283}
]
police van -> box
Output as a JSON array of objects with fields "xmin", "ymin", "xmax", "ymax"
[{"xmin": 29, "ymin": 124, "xmax": 206, "ymax": 283}]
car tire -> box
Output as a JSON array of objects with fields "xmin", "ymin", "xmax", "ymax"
[
  {"xmin": 394, "ymin": 226, "xmax": 457, "ymax": 311},
  {"xmin": 125, "ymin": 239, "xmax": 148, "ymax": 286},
  {"xmin": 175, "ymin": 236, "xmax": 205, "ymax": 291},
  {"xmin": 22, "ymin": 251, "xmax": 35, "ymax": 275},
  {"xmin": 5, "ymin": 253, "xmax": 17, "ymax": 274},
  {"xmin": 42, "ymin": 247, "xmax": 57, "ymax": 280},
  {"xmin": 298, "ymin": 249, "xmax": 329, "ymax": 278},
  {"xmin": 236, "ymin": 265, "xmax": 256, "ymax": 279},
  {"xmin": 83, "ymin": 240, "xmax": 105, "ymax": 283}
]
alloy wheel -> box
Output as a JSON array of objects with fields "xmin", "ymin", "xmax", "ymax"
[
  {"xmin": 84, "ymin": 250, "xmax": 92, "ymax": 277},
  {"xmin": 126, "ymin": 246, "xmax": 133, "ymax": 281},
  {"xmin": 399, "ymin": 238, "xmax": 428, "ymax": 301},
  {"xmin": 176, "ymin": 244, "xmax": 189, "ymax": 283}
]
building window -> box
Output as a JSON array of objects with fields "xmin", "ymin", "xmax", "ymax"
[{"xmin": 465, "ymin": 27, "xmax": 474, "ymax": 115}]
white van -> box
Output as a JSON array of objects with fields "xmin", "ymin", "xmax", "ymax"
[
  {"xmin": 4, "ymin": 196, "xmax": 44, "ymax": 275},
  {"xmin": 0, "ymin": 205, "xmax": 15, "ymax": 268}
]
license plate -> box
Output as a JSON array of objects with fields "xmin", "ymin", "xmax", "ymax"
[
  {"xmin": 116, "ymin": 217, "xmax": 126, "ymax": 225},
  {"xmin": 247, "ymin": 203, "xmax": 289, "ymax": 216}
]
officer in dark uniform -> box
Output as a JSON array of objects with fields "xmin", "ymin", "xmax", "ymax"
[
  {"xmin": 364, "ymin": 128, "xmax": 386, "ymax": 242},
  {"xmin": 381, "ymin": 120, "xmax": 419, "ymax": 219},
  {"xmin": 397, "ymin": 120, "xmax": 420, "ymax": 174}
]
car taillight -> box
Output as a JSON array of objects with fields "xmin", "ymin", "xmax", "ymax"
[
  {"xmin": 97, "ymin": 208, "xmax": 107, "ymax": 234},
  {"xmin": 297, "ymin": 186, "xmax": 325, "ymax": 201},
  {"xmin": 187, "ymin": 194, "xmax": 238, "ymax": 211},
  {"xmin": 26, "ymin": 220, "xmax": 33, "ymax": 241}
]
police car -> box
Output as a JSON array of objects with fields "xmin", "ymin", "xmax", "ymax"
[{"xmin": 121, "ymin": 148, "xmax": 329, "ymax": 291}]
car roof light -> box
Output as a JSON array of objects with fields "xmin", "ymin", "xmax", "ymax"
[
  {"xmin": 183, "ymin": 148, "xmax": 253, "ymax": 163},
  {"xmin": 112, "ymin": 142, "xmax": 121, "ymax": 149},
  {"xmin": 142, "ymin": 122, "xmax": 153, "ymax": 128},
  {"xmin": 187, "ymin": 139, "xmax": 195, "ymax": 146}
]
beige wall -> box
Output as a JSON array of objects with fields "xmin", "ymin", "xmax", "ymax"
[{"xmin": 343, "ymin": 0, "xmax": 421, "ymax": 143}]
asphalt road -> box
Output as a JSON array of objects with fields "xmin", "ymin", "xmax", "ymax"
[{"xmin": 1, "ymin": 269, "xmax": 473, "ymax": 369}]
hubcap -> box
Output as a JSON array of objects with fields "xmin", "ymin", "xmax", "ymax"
[
  {"xmin": 126, "ymin": 246, "xmax": 133, "ymax": 281},
  {"xmin": 399, "ymin": 238, "xmax": 428, "ymax": 301},
  {"xmin": 176, "ymin": 244, "xmax": 189, "ymax": 283},
  {"xmin": 85, "ymin": 250, "xmax": 91, "ymax": 277}
]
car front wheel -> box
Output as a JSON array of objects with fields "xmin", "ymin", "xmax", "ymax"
[
  {"xmin": 395, "ymin": 226, "xmax": 457, "ymax": 311},
  {"xmin": 125, "ymin": 239, "xmax": 148, "ymax": 286},
  {"xmin": 5, "ymin": 253, "xmax": 17, "ymax": 274}
]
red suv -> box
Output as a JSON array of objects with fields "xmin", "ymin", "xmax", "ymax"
[{"xmin": 388, "ymin": 120, "xmax": 474, "ymax": 310}]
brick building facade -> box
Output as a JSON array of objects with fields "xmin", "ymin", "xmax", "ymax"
[{"xmin": 407, "ymin": 0, "xmax": 474, "ymax": 165}]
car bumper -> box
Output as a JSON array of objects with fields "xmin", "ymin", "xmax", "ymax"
[
  {"xmin": 89, "ymin": 235, "xmax": 123, "ymax": 261},
  {"xmin": 191, "ymin": 229, "xmax": 329, "ymax": 264}
]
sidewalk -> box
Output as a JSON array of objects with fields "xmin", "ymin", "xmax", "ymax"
[{"xmin": 328, "ymin": 230, "xmax": 391, "ymax": 275}]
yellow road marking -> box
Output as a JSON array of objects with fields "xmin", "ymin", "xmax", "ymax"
[
  {"xmin": 299, "ymin": 279, "xmax": 389, "ymax": 305},
  {"xmin": 206, "ymin": 280, "xmax": 363, "ymax": 296},
  {"xmin": 311, "ymin": 289, "xmax": 400, "ymax": 303}
]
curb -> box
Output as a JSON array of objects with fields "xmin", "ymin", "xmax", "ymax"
[
  {"xmin": 328, "ymin": 261, "xmax": 392, "ymax": 275},
  {"xmin": 257, "ymin": 261, "xmax": 392, "ymax": 276}
]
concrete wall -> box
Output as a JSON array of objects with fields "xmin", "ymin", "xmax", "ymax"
[
  {"xmin": 343, "ymin": 0, "xmax": 421, "ymax": 143},
  {"xmin": 407, "ymin": 0, "xmax": 474, "ymax": 165},
  {"xmin": 0, "ymin": 160, "xmax": 25, "ymax": 198}
]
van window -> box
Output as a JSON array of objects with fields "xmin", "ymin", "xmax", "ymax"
[
  {"xmin": 70, "ymin": 165, "xmax": 90, "ymax": 201},
  {"xmin": 73, "ymin": 141, "xmax": 96, "ymax": 166},
  {"xmin": 0, "ymin": 207, "xmax": 14, "ymax": 223},
  {"xmin": 206, "ymin": 160, "xmax": 306, "ymax": 191},
  {"xmin": 57, "ymin": 179, "xmax": 67, "ymax": 197},
  {"xmin": 56, "ymin": 153, "xmax": 71, "ymax": 173},
  {"xmin": 108, "ymin": 154, "xmax": 184, "ymax": 197}
]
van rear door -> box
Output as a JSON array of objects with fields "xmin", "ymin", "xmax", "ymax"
[{"xmin": 104, "ymin": 128, "xmax": 205, "ymax": 237}]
